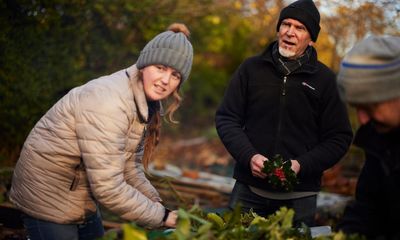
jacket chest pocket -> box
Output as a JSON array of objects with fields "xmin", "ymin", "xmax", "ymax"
[
  {"xmin": 300, "ymin": 81, "xmax": 320, "ymax": 100},
  {"xmin": 299, "ymin": 81, "xmax": 321, "ymax": 114},
  {"xmin": 285, "ymin": 81, "xmax": 320, "ymax": 123}
]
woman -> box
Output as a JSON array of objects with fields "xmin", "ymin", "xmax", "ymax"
[{"xmin": 10, "ymin": 23, "xmax": 193, "ymax": 240}]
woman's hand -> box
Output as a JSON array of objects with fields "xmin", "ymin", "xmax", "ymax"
[
  {"xmin": 151, "ymin": 196, "xmax": 163, "ymax": 202},
  {"xmin": 163, "ymin": 210, "xmax": 178, "ymax": 228}
]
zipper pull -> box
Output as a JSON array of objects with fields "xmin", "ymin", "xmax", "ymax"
[{"xmin": 282, "ymin": 76, "xmax": 287, "ymax": 96}]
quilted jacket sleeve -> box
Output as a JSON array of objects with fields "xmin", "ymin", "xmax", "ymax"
[
  {"xmin": 75, "ymin": 80, "xmax": 164, "ymax": 228},
  {"xmin": 124, "ymin": 153, "xmax": 162, "ymax": 202}
]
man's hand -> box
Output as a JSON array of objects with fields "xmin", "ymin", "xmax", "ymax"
[
  {"xmin": 291, "ymin": 159, "xmax": 300, "ymax": 174},
  {"xmin": 250, "ymin": 154, "xmax": 268, "ymax": 178}
]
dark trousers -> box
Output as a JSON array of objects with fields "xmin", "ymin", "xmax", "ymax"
[
  {"xmin": 229, "ymin": 181, "xmax": 317, "ymax": 227},
  {"xmin": 22, "ymin": 210, "xmax": 104, "ymax": 240}
]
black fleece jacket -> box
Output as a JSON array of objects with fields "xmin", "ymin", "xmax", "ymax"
[
  {"xmin": 215, "ymin": 42, "xmax": 353, "ymax": 192},
  {"xmin": 337, "ymin": 123, "xmax": 400, "ymax": 239}
]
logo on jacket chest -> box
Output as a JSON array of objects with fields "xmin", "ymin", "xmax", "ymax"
[{"xmin": 302, "ymin": 81, "xmax": 316, "ymax": 91}]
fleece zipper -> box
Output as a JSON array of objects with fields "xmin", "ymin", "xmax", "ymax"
[{"xmin": 274, "ymin": 75, "xmax": 287, "ymax": 154}]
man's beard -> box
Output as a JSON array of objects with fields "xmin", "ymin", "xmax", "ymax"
[{"xmin": 279, "ymin": 46, "xmax": 295, "ymax": 58}]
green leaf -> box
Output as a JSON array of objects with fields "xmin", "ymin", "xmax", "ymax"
[
  {"xmin": 262, "ymin": 154, "xmax": 298, "ymax": 192},
  {"xmin": 207, "ymin": 212, "xmax": 225, "ymax": 230},
  {"xmin": 195, "ymin": 222, "xmax": 212, "ymax": 235},
  {"xmin": 173, "ymin": 209, "xmax": 191, "ymax": 238},
  {"xmin": 122, "ymin": 223, "xmax": 147, "ymax": 240}
]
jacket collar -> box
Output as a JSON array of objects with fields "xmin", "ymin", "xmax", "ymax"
[
  {"xmin": 125, "ymin": 64, "xmax": 150, "ymax": 123},
  {"xmin": 355, "ymin": 122, "xmax": 400, "ymax": 174},
  {"xmin": 355, "ymin": 122, "xmax": 400, "ymax": 149},
  {"xmin": 261, "ymin": 41, "xmax": 319, "ymax": 75}
]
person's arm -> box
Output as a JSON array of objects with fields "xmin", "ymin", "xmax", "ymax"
[
  {"xmin": 75, "ymin": 84, "xmax": 165, "ymax": 228},
  {"xmin": 215, "ymin": 64, "xmax": 259, "ymax": 171},
  {"xmin": 296, "ymin": 76, "xmax": 353, "ymax": 177},
  {"xmin": 124, "ymin": 152, "xmax": 162, "ymax": 202}
]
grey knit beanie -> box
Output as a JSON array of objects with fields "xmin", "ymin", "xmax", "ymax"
[
  {"xmin": 337, "ymin": 35, "xmax": 400, "ymax": 104},
  {"xmin": 136, "ymin": 23, "xmax": 193, "ymax": 83}
]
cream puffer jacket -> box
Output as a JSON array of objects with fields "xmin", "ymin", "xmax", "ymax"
[{"xmin": 10, "ymin": 64, "xmax": 166, "ymax": 228}]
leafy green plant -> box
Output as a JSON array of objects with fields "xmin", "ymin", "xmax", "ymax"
[
  {"xmin": 262, "ymin": 154, "xmax": 298, "ymax": 192},
  {"xmin": 100, "ymin": 205, "xmax": 365, "ymax": 240}
]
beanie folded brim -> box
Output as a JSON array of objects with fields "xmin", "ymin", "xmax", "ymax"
[
  {"xmin": 137, "ymin": 48, "xmax": 193, "ymax": 82},
  {"xmin": 136, "ymin": 28, "xmax": 193, "ymax": 83},
  {"xmin": 338, "ymin": 60, "xmax": 400, "ymax": 103}
]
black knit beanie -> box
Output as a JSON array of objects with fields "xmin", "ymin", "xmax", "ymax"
[{"xmin": 276, "ymin": 0, "xmax": 320, "ymax": 42}]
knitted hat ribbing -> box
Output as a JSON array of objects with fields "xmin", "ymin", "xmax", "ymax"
[
  {"xmin": 136, "ymin": 23, "xmax": 193, "ymax": 83},
  {"xmin": 337, "ymin": 35, "xmax": 400, "ymax": 104}
]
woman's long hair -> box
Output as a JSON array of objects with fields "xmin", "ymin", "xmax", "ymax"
[
  {"xmin": 140, "ymin": 22, "xmax": 189, "ymax": 170},
  {"xmin": 142, "ymin": 87, "xmax": 182, "ymax": 170}
]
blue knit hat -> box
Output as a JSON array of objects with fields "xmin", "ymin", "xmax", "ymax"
[
  {"xmin": 137, "ymin": 23, "xmax": 193, "ymax": 83},
  {"xmin": 337, "ymin": 35, "xmax": 400, "ymax": 104}
]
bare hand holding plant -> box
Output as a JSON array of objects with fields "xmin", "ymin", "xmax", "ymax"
[{"xmin": 262, "ymin": 154, "xmax": 298, "ymax": 192}]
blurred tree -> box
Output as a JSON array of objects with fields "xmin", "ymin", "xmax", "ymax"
[
  {"xmin": 0, "ymin": 0, "xmax": 93, "ymax": 164},
  {"xmin": 178, "ymin": 0, "xmax": 283, "ymax": 131},
  {"xmin": 321, "ymin": 0, "xmax": 394, "ymax": 71},
  {"xmin": 0, "ymin": 0, "xmax": 398, "ymax": 165}
]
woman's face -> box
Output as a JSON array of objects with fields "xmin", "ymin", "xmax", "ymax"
[{"xmin": 141, "ymin": 65, "xmax": 181, "ymax": 101}]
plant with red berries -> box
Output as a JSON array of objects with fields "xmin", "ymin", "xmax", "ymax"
[{"xmin": 262, "ymin": 154, "xmax": 298, "ymax": 192}]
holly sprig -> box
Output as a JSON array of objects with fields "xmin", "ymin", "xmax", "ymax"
[{"xmin": 262, "ymin": 154, "xmax": 298, "ymax": 192}]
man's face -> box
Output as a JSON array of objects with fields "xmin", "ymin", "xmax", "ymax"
[
  {"xmin": 278, "ymin": 18, "xmax": 313, "ymax": 59},
  {"xmin": 353, "ymin": 97, "xmax": 400, "ymax": 133}
]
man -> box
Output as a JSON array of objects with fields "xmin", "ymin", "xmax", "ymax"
[
  {"xmin": 336, "ymin": 35, "xmax": 400, "ymax": 239},
  {"xmin": 215, "ymin": 0, "xmax": 353, "ymax": 227}
]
